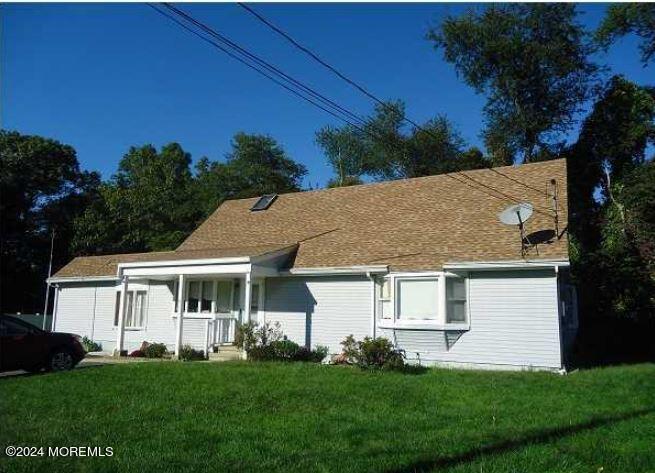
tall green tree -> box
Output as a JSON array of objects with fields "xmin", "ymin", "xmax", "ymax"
[
  {"xmin": 73, "ymin": 143, "xmax": 200, "ymax": 254},
  {"xmin": 316, "ymin": 101, "xmax": 487, "ymax": 185},
  {"xmin": 315, "ymin": 126, "xmax": 367, "ymax": 188},
  {"xmin": 428, "ymin": 4, "xmax": 599, "ymax": 163},
  {"xmin": 195, "ymin": 133, "xmax": 307, "ymax": 217},
  {"xmin": 1, "ymin": 130, "xmax": 99, "ymax": 313},
  {"xmin": 596, "ymin": 4, "xmax": 655, "ymax": 65},
  {"xmin": 566, "ymin": 76, "xmax": 655, "ymax": 328}
]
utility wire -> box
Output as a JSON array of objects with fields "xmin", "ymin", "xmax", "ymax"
[
  {"xmin": 148, "ymin": 4, "xmax": 368, "ymax": 131},
  {"xmin": 161, "ymin": 3, "xmax": 368, "ymax": 127},
  {"xmin": 149, "ymin": 3, "xmax": 552, "ymax": 217},
  {"xmin": 237, "ymin": 2, "xmax": 433, "ymax": 139},
  {"xmin": 236, "ymin": 2, "xmax": 554, "ymax": 207}
]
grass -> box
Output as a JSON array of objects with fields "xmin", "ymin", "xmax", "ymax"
[{"xmin": 1, "ymin": 362, "xmax": 654, "ymax": 473}]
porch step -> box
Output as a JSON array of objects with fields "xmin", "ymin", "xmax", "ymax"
[{"xmin": 208, "ymin": 345, "xmax": 242, "ymax": 362}]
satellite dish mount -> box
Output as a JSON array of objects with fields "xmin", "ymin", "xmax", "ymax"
[{"xmin": 499, "ymin": 203, "xmax": 534, "ymax": 258}]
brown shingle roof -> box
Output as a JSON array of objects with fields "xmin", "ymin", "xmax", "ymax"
[{"xmin": 53, "ymin": 159, "xmax": 569, "ymax": 278}]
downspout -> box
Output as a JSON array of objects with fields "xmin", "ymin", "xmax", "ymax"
[
  {"xmin": 367, "ymin": 272, "xmax": 376, "ymax": 338},
  {"xmin": 554, "ymin": 265, "xmax": 566, "ymax": 374},
  {"xmin": 91, "ymin": 284, "xmax": 98, "ymax": 341}
]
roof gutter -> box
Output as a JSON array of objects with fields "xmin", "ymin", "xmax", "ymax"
[
  {"xmin": 47, "ymin": 275, "xmax": 120, "ymax": 284},
  {"xmin": 283, "ymin": 265, "xmax": 388, "ymax": 276},
  {"xmin": 443, "ymin": 259, "xmax": 570, "ymax": 271}
]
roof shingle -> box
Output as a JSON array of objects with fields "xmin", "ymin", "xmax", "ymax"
[{"xmin": 53, "ymin": 159, "xmax": 569, "ymax": 278}]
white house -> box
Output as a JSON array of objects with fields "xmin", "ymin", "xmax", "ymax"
[{"xmin": 48, "ymin": 159, "xmax": 577, "ymax": 371}]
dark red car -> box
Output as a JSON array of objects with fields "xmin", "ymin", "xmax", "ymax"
[{"xmin": 0, "ymin": 315, "xmax": 86, "ymax": 373}]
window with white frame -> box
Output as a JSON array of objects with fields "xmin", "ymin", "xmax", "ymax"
[
  {"xmin": 378, "ymin": 277, "xmax": 392, "ymax": 319},
  {"xmin": 379, "ymin": 278, "xmax": 391, "ymax": 300},
  {"xmin": 187, "ymin": 280, "xmax": 218, "ymax": 313},
  {"xmin": 187, "ymin": 281, "xmax": 201, "ymax": 313},
  {"xmin": 215, "ymin": 281, "xmax": 232, "ymax": 313},
  {"xmin": 446, "ymin": 277, "xmax": 468, "ymax": 324},
  {"xmin": 396, "ymin": 278, "xmax": 439, "ymax": 320},
  {"xmin": 201, "ymin": 281, "xmax": 213, "ymax": 312},
  {"xmin": 114, "ymin": 290, "xmax": 147, "ymax": 329}
]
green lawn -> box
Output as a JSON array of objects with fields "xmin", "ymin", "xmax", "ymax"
[{"xmin": 1, "ymin": 362, "xmax": 654, "ymax": 473}]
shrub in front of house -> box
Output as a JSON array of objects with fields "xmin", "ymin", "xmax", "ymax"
[
  {"xmin": 179, "ymin": 345, "xmax": 206, "ymax": 362},
  {"xmin": 143, "ymin": 342, "xmax": 168, "ymax": 359},
  {"xmin": 269, "ymin": 340, "xmax": 300, "ymax": 360},
  {"xmin": 237, "ymin": 322, "xmax": 329, "ymax": 363},
  {"xmin": 337, "ymin": 335, "xmax": 405, "ymax": 371},
  {"xmin": 81, "ymin": 336, "xmax": 102, "ymax": 353},
  {"xmin": 247, "ymin": 344, "xmax": 276, "ymax": 361}
]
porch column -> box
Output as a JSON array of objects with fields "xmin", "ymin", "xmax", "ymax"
[
  {"xmin": 114, "ymin": 275, "xmax": 129, "ymax": 356},
  {"xmin": 175, "ymin": 274, "xmax": 186, "ymax": 358},
  {"xmin": 241, "ymin": 272, "xmax": 252, "ymax": 360},
  {"xmin": 243, "ymin": 272, "xmax": 252, "ymax": 325}
]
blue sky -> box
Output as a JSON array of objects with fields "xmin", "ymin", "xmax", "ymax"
[{"xmin": 1, "ymin": 3, "xmax": 651, "ymax": 187}]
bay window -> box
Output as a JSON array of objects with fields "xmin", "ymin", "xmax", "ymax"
[
  {"xmin": 383, "ymin": 273, "xmax": 469, "ymax": 327},
  {"xmin": 446, "ymin": 277, "xmax": 468, "ymax": 324},
  {"xmin": 396, "ymin": 278, "xmax": 439, "ymax": 320}
]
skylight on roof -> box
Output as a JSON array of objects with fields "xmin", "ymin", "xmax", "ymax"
[{"xmin": 250, "ymin": 194, "xmax": 278, "ymax": 211}]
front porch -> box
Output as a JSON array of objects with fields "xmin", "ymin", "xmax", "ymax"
[{"xmin": 112, "ymin": 248, "xmax": 288, "ymax": 358}]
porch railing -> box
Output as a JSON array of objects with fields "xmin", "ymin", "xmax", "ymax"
[{"xmin": 206, "ymin": 315, "xmax": 238, "ymax": 353}]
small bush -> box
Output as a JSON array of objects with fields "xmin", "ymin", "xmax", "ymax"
[
  {"xmin": 81, "ymin": 336, "xmax": 102, "ymax": 353},
  {"xmin": 235, "ymin": 321, "xmax": 257, "ymax": 351},
  {"xmin": 310, "ymin": 345, "xmax": 330, "ymax": 363},
  {"xmin": 144, "ymin": 343, "xmax": 168, "ymax": 359},
  {"xmin": 270, "ymin": 340, "xmax": 300, "ymax": 360},
  {"xmin": 248, "ymin": 344, "xmax": 276, "ymax": 361},
  {"xmin": 240, "ymin": 323, "xmax": 329, "ymax": 363},
  {"xmin": 337, "ymin": 335, "xmax": 405, "ymax": 371},
  {"xmin": 129, "ymin": 350, "xmax": 145, "ymax": 358},
  {"xmin": 179, "ymin": 345, "xmax": 206, "ymax": 362}
]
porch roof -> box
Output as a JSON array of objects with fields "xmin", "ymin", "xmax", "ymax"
[{"xmin": 52, "ymin": 244, "xmax": 296, "ymax": 279}]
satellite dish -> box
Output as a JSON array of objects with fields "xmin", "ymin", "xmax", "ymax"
[
  {"xmin": 499, "ymin": 203, "xmax": 533, "ymax": 226},
  {"xmin": 498, "ymin": 202, "xmax": 534, "ymax": 257}
]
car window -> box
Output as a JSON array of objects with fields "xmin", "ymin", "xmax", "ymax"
[{"xmin": 1, "ymin": 319, "xmax": 33, "ymax": 336}]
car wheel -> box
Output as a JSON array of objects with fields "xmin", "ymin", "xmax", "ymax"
[{"xmin": 49, "ymin": 350, "xmax": 75, "ymax": 372}]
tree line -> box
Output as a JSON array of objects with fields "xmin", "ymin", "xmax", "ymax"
[{"xmin": 2, "ymin": 4, "xmax": 654, "ymax": 361}]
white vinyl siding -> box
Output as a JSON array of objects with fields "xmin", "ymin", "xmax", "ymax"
[
  {"xmin": 265, "ymin": 276, "xmax": 371, "ymax": 353},
  {"xmin": 383, "ymin": 270, "xmax": 562, "ymax": 370},
  {"xmin": 55, "ymin": 280, "xmax": 179, "ymax": 353},
  {"xmin": 53, "ymin": 268, "xmax": 563, "ymax": 370}
]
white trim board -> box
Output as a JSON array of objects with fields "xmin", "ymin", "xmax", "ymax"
[
  {"xmin": 443, "ymin": 260, "xmax": 569, "ymax": 271},
  {"xmin": 283, "ymin": 265, "xmax": 388, "ymax": 276},
  {"xmin": 47, "ymin": 276, "xmax": 119, "ymax": 284}
]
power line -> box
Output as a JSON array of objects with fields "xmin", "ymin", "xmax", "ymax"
[
  {"xmin": 161, "ymin": 3, "xmax": 368, "ymax": 128},
  {"xmin": 148, "ymin": 4, "xmax": 368, "ymax": 132},
  {"xmin": 149, "ymin": 3, "xmax": 553, "ymax": 216},
  {"xmin": 236, "ymin": 2, "xmax": 431, "ymax": 138},
  {"xmin": 236, "ymin": 2, "xmax": 554, "ymax": 208},
  {"xmin": 486, "ymin": 166, "xmax": 548, "ymax": 195}
]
